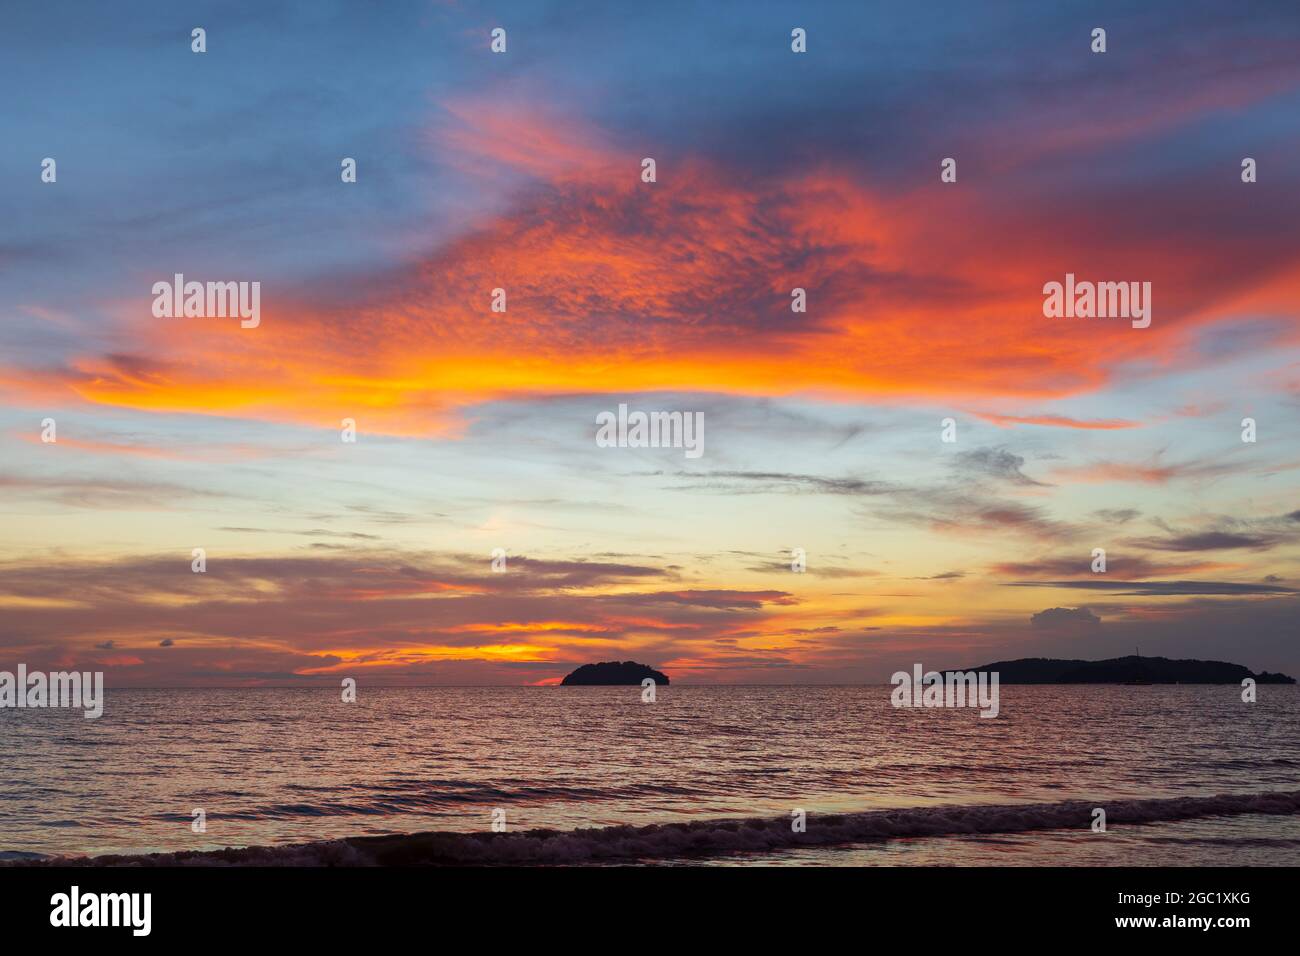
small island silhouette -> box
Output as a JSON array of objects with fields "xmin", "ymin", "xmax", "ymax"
[
  {"xmin": 561, "ymin": 661, "xmax": 670, "ymax": 685},
  {"xmin": 946, "ymin": 655, "xmax": 1295, "ymax": 684}
]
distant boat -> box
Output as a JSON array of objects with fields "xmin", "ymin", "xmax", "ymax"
[{"xmin": 1124, "ymin": 647, "xmax": 1151, "ymax": 685}]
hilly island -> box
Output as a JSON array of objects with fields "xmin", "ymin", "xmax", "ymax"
[
  {"xmin": 947, "ymin": 655, "xmax": 1295, "ymax": 684},
  {"xmin": 561, "ymin": 662, "xmax": 670, "ymax": 686}
]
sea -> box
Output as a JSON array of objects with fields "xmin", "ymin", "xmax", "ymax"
[{"xmin": 2, "ymin": 684, "xmax": 1298, "ymax": 865}]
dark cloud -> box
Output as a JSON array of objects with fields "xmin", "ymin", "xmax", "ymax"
[
  {"xmin": 872, "ymin": 495, "xmax": 1074, "ymax": 542},
  {"xmin": 1129, "ymin": 531, "xmax": 1287, "ymax": 552},
  {"xmin": 0, "ymin": 472, "xmax": 228, "ymax": 510},
  {"xmin": 0, "ymin": 551, "xmax": 672, "ymax": 605},
  {"xmin": 661, "ymin": 470, "xmax": 890, "ymax": 497},
  {"xmin": 217, "ymin": 527, "xmax": 382, "ymax": 541},
  {"xmin": 623, "ymin": 589, "xmax": 795, "ymax": 611},
  {"xmin": 1093, "ymin": 508, "xmax": 1141, "ymax": 524},
  {"xmin": 746, "ymin": 558, "xmax": 879, "ymax": 578},
  {"xmin": 656, "ymin": 470, "xmax": 1078, "ymax": 541},
  {"xmin": 990, "ymin": 555, "xmax": 1211, "ymax": 579},
  {"xmin": 1031, "ymin": 607, "xmax": 1102, "ymax": 629},
  {"xmin": 1008, "ymin": 580, "xmax": 1296, "ymax": 596},
  {"xmin": 952, "ymin": 447, "xmax": 1048, "ymax": 487},
  {"xmin": 0, "ymin": 550, "xmax": 798, "ymax": 684}
]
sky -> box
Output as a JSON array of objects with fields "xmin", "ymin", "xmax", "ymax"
[{"xmin": 1, "ymin": 0, "xmax": 1298, "ymax": 685}]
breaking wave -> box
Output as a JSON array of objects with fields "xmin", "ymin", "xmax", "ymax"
[{"xmin": 15, "ymin": 788, "xmax": 1300, "ymax": 867}]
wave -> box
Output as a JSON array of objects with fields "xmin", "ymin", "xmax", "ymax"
[
  {"xmin": 17, "ymin": 789, "xmax": 1300, "ymax": 867},
  {"xmin": 0, "ymin": 851, "xmax": 50, "ymax": 862},
  {"xmin": 150, "ymin": 780, "xmax": 710, "ymax": 823}
]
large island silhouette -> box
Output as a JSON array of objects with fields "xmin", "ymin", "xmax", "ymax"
[
  {"xmin": 561, "ymin": 661, "xmax": 670, "ymax": 685},
  {"xmin": 946, "ymin": 655, "xmax": 1294, "ymax": 684}
]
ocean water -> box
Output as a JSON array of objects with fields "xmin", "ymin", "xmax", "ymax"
[{"xmin": 2, "ymin": 684, "xmax": 1298, "ymax": 865}]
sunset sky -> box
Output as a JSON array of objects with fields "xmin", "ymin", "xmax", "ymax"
[{"xmin": 2, "ymin": 0, "xmax": 1298, "ymax": 685}]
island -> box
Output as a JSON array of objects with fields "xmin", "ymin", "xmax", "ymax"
[
  {"xmin": 561, "ymin": 661, "xmax": 670, "ymax": 686},
  {"xmin": 945, "ymin": 655, "xmax": 1295, "ymax": 685}
]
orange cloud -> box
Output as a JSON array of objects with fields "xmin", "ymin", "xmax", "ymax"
[
  {"xmin": 5, "ymin": 100, "xmax": 1298, "ymax": 437},
  {"xmin": 1050, "ymin": 455, "xmax": 1251, "ymax": 485},
  {"xmin": 12, "ymin": 431, "xmax": 268, "ymax": 462},
  {"xmin": 972, "ymin": 412, "xmax": 1140, "ymax": 430}
]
